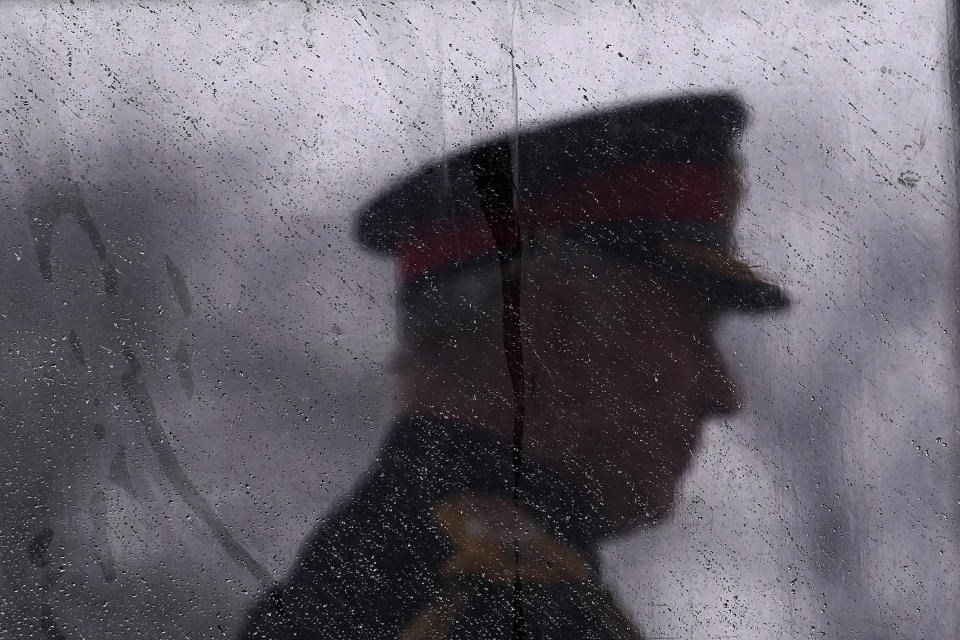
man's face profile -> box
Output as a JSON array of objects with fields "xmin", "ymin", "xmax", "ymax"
[
  {"xmin": 521, "ymin": 249, "xmax": 739, "ymax": 532},
  {"xmin": 397, "ymin": 238, "xmax": 743, "ymax": 535}
]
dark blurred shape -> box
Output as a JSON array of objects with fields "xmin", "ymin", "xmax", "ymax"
[
  {"xmin": 240, "ymin": 92, "xmax": 787, "ymax": 639},
  {"xmin": 164, "ymin": 254, "xmax": 193, "ymax": 318},
  {"xmin": 67, "ymin": 329, "xmax": 85, "ymax": 366},
  {"xmin": 27, "ymin": 528, "xmax": 54, "ymax": 569},
  {"xmin": 39, "ymin": 604, "xmax": 67, "ymax": 640},
  {"xmin": 25, "ymin": 181, "xmax": 119, "ymax": 296},
  {"xmin": 108, "ymin": 445, "xmax": 136, "ymax": 498},
  {"xmin": 120, "ymin": 348, "xmax": 273, "ymax": 587},
  {"xmin": 89, "ymin": 489, "xmax": 118, "ymax": 583},
  {"xmin": 173, "ymin": 336, "xmax": 195, "ymax": 399}
]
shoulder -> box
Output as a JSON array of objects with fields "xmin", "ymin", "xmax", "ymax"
[{"xmin": 238, "ymin": 464, "xmax": 443, "ymax": 639}]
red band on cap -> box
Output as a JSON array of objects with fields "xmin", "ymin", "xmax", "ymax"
[
  {"xmin": 398, "ymin": 163, "xmax": 733, "ymax": 282},
  {"xmin": 398, "ymin": 215, "xmax": 496, "ymax": 282}
]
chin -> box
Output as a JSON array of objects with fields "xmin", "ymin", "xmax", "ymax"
[{"xmin": 602, "ymin": 490, "xmax": 674, "ymax": 536}]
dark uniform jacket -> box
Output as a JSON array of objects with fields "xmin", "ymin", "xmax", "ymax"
[{"xmin": 239, "ymin": 414, "xmax": 643, "ymax": 639}]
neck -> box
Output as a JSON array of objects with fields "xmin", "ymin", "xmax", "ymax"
[
  {"xmin": 384, "ymin": 413, "xmax": 612, "ymax": 545},
  {"xmin": 400, "ymin": 351, "xmax": 516, "ymax": 440}
]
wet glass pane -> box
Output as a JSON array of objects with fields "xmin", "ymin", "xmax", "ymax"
[{"xmin": 2, "ymin": 3, "xmax": 957, "ymax": 639}]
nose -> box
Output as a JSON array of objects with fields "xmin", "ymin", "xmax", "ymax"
[{"xmin": 696, "ymin": 345, "xmax": 739, "ymax": 416}]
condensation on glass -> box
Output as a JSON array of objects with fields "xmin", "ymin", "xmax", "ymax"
[{"xmin": 1, "ymin": 3, "xmax": 957, "ymax": 640}]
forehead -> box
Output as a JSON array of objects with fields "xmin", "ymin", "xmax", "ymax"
[
  {"xmin": 525, "ymin": 240, "xmax": 724, "ymax": 308},
  {"xmin": 527, "ymin": 246, "xmax": 725, "ymax": 326}
]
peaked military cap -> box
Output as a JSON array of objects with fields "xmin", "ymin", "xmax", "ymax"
[{"xmin": 357, "ymin": 92, "xmax": 787, "ymax": 310}]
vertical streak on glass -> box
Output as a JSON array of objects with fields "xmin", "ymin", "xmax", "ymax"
[
  {"xmin": 946, "ymin": 0, "xmax": 960, "ymax": 561},
  {"xmin": 506, "ymin": 3, "xmax": 526, "ymax": 640}
]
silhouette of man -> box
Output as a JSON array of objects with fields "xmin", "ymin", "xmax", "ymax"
[{"xmin": 240, "ymin": 92, "xmax": 787, "ymax": 639}]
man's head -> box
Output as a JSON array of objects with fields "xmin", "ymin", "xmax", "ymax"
[{"xmin": 357, "ymin": 92, "xmax": 787, "ymax": 534}]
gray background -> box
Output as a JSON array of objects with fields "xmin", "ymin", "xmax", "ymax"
[{"xmin": 0, "ymin": 2, "xmax": 957, "ymax": 638}]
